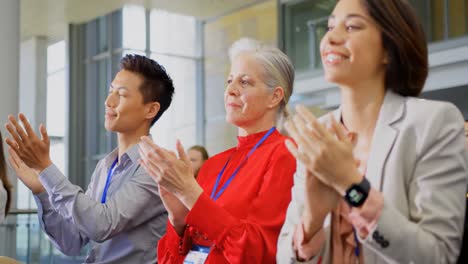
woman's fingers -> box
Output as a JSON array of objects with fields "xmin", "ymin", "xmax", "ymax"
[
  {"xmin": 329, "ymin": 114, "xmax": 348, "ymax": 142},
  {"xmin": 176, "ymin": 139, "xmax": 189, "ymax": 164},
  {"xmin": 139, "ymin": 136, "xmax": 165, "ymax": 158},
  {"xmin": 293, "ymin": 115, "xmax": 319, "ymax": 148},
  {"xmin": 139, "ymin": 159, "xmax": 161, "ymax": 181},
  {"xmin": 285, "ymin": 117, "xmax": 317, "ymax": 154},
  {"xmin": 284, "ymin": 139, "xmax": 299, "ymax": 158},
  {"xmin": 139, "ymin": 147, "xmax": 165, "ymax": 174},
  {"xmin": 296, "ymin": 105, "xmax": 329, "ymax": 139}
]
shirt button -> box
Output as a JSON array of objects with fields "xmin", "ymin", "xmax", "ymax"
[{"xmin": 382, "ymin": 240, "xmax": 390, "ymax": 248}]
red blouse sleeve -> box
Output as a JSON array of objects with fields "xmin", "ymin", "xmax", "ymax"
[
  {"xmin": 157, "ymin": 219, "xmax": 192, "ymax": 263},
  {"xmin": 185, "ymin": 149, "xmax": 296, "ymax": 263}
]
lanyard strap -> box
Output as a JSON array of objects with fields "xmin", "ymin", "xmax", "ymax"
[
  {"xmin": 352, "ymin": 227, "xmax": 360, "ymax": 257},
  {"xmin": 210, "ymin": 127, "xmax": 276, "ymax": 201},
  {"xmin": 101, "ymin": 158, "xmax": 118, "ymax": 204},
  {"xmin": 191, "ymin": 244, "xmax": 211, "ymax": 253}
]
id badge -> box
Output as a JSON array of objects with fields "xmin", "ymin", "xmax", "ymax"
[{"xmin": 183, "ymin": 245, "xmax": 211, "ymax": 264}]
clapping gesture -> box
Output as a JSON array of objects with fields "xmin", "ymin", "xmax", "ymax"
[
  {"xmin": 139, "ymin": 137, "xmax": 203, "ymax": 210},
  {"xmin": 284, "ymin": 105, "xmax": 362, "ymax": 195},
  {"xmin": 4, "ymin": 113, "xmax": 52, "ymax": 172}
]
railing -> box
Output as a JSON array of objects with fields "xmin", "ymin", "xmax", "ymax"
[{"xmin": 0, "ymin": 209, "xmax": 87, "ymax": 264}]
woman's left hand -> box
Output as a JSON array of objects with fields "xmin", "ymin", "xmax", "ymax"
[
  {"xmin": 285, "ymin": 105, "xmax": 363, "ymax": 195},
  {"xmin": 139, "ymin": 137, "xmax": 203, "ymax": 209}
]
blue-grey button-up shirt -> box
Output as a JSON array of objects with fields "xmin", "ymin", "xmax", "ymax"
[{"xmin": 34, "ymin": 143, "xmax": 167, "ymax": 263}]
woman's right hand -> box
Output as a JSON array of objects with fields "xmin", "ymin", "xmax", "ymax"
[{"xmin": 158, "ymin": 184, "xmax": 189, "ymax": 234}]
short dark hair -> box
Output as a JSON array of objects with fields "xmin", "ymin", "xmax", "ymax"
[
  {"xmin": 360, "ymin": 0, "xmax": 428, "ymax": 96},
  {"xmin": 189, "ymin": 145, "xmax": 209, "ymax": 161},
  {"xmin": 120, "ymin": 54, "xmax": 175, "ymax": 126},
  {"xmin": 0, "ymin": 132, "xmax": 12, "ymax": 216}
]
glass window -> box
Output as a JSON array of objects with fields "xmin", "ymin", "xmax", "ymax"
[
  {"xmin": 47, "ymin": 41, "xmax": 66, "ymax": 74},
  {"xmin": 122, "ymin": 49, "xmax": 146, "ymax": 57},
  {"xmin": 410, "ymin": 0, "xmax": 468, "ymax": 42},
  {"xmin": 150, "ymin": 10, "xmax": 197, "ymax": 57},
  {"xmin": 448, "ymin": 0, "xmax": 468, "ymax": 38},
  {"xmin": 97, "ymin": 16, "xmax": 109, "ymax": 54},
  {"xmin": 112, "ymin": 10, "xmax": 123, "ymax": 50},
  {"xmin": 151, "ymin": 53, "xmax": 197, "ymax": 126},
  {"xmin": 46, "ymin": 70, "xmax": 66, "ymax": 137},
  {"xmin": 97, "ymin": 59, "xmax": 110, "ymax": 154},
  {"xmin": 149, "ymin": 53, "xmax": 197, "ymax": 149},
  {"xmin": 122, "ymin": 5, "xmax": 146, "ymax": 51},
  {"xmin": 283, "ymin": 0, "xmax": 334, "ymax": 73},
  {"xmin": 50, "ymin": 138, "xmax": 66, "ymax": 173},
  {"xmin": 46, "ymin": 41, "xmax": 67, "ymax": 174}
]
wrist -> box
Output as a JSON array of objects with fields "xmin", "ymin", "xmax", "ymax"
[
  {"xmin": 32, "ymin": 185, "xmax": 46, "ymax": 195},
  {"xmin": 169, "ymin": 217, "xmax": 187, "ymax": 236},
  {"xmin": 178, "ymin": 181, "xmax": 203, "ymax": 210},
  {"xmin": 302, "ymin": 211, "xmax": 326, "ymax": 242},
  {"xmin": 343, "ymin": 176, "xmax": 371, "ymax": 207},
  {"xmin": 335, "ymin": 170, "xmax": 363, "ymax": 196},
  {"xmin": 39, "ymin": 159, "xmax": 53, "ymax": 172}
]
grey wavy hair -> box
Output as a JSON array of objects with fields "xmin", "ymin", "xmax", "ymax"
[{"xmin": 228, "ymin": 38, "xmax": 295, "ymax": 125}]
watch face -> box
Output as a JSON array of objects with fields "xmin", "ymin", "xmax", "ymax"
[
  {"xmin": 345, "ymin": 178, "xmax": 370, "ymax": 207},
  {"xmin": 348, "ymin": 189, "xmax": 364, "ymax": 204}
]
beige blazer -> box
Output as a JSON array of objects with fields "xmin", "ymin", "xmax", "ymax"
[{"xmin": 277, "ymin": 91, "xmax": 468, "ymax": 264}]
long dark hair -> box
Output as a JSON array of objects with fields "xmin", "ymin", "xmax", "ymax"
[
  {"xmin": 361, "ymin": 0, "xmax": 428, "ymax": 96},
  {"xmin": 0, "ymin": 131, "xmax": 12, "ymax": 216}
]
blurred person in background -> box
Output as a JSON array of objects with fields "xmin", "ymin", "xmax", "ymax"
[{"xmin": 187, "ymin": 145, "xmax": 209, "ymax": 178}]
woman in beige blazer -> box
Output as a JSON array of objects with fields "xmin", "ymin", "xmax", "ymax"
[{"xmin": 277, "ymin": 0, "xmax": 468, "ymax": 263}]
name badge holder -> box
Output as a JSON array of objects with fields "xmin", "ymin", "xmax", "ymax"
[{"xmin": 184, "ymin": 245, "xmax": 211, "ymax": 264}]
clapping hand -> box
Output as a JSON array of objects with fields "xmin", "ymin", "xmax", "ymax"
[
  {"xmin": 138, "ymin": 137, "xmax": 203, "ymax": 209},
  {"xmin": 4, "ymin": 113, "xmax": 52, "ymax": 172},
  {"xmin": 284, "ymin": 105, "xmax": 362, "ymax": 195},
  {"xmin": 7, "ymin": 146, "xmax": 45, "ymax": 194}
]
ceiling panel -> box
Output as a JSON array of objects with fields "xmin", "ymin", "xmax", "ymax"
[{"xmin": 21, "ymin": 0, "xmax": 266, "ymax": 42}]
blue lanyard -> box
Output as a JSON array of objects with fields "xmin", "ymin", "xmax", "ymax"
[
  {"xmin": 191, "ymin": 244, "xmax": 211, "ymax": 253},
  {"xmin": 352, "ymin": 227, "xmax": 360, "ymax": 257},
  {"xmin": 101, "ymin": 158, "xmax": 118, "ymax": 203},
  {"xmin": 210, "ymin": 127, "xmax": 276, "ymax": 201}
]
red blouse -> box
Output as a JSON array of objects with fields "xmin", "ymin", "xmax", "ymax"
[{"xmin": 157, "ymin": 129, "xmax": 296, "ymax": 263}]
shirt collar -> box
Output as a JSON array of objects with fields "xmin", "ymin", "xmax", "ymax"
[{"xmin": 103, "ymin": 143, "xmax": 141, "ymax": 168}]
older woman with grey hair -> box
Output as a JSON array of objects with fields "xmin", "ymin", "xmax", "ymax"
[{"xmin": 139, "ymin": 38, "xmax": 297, "ymax": 263}]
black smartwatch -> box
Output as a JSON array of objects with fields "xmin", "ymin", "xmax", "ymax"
[{"xmin": 344, "ymin": 177, "xmax": 370, "ymax": 207}]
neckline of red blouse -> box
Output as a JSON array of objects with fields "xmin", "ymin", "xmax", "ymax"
[{"xmin": 236, "ymin": 128, "xmax": 278, "ymax": 150}]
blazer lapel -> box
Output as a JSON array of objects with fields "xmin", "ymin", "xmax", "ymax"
[{"xmin": 365, "ymin": 91, "xmax": 405, "ymax": 191}]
